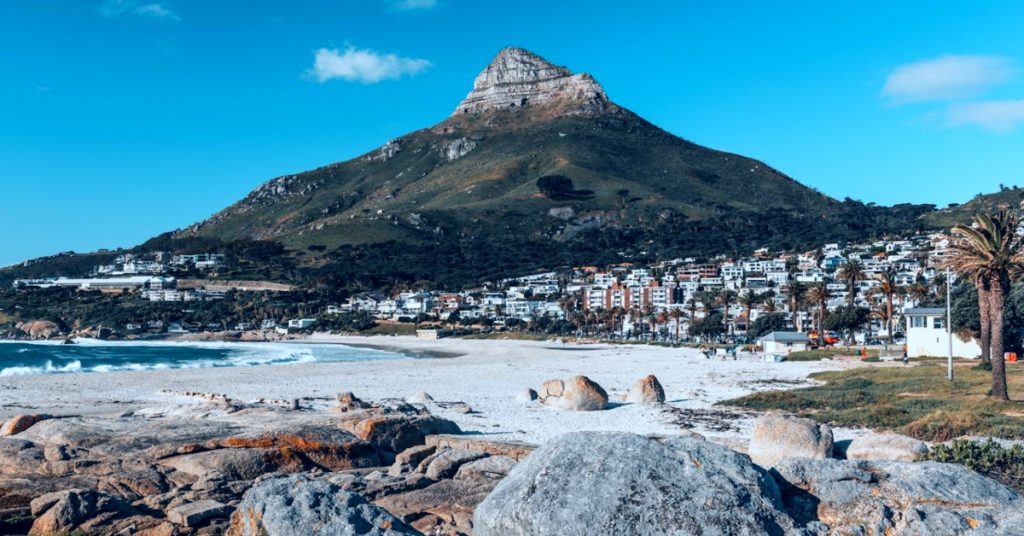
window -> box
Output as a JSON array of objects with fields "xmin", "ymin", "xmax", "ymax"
[
  {"xmin": 933, "ymin": 317, "xmax": 944, "ymax": 329},
  {"xmin": 911, "ymin": 316, "xmax": 926, "ymax": 328}
]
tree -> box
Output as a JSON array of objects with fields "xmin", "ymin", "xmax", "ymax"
[
  {"xmin": 748, "ymin": 313, "xmax": 788, "ymax": 339},
  {"xmin": 536, "ymin": 175, "xmax": 574, "ymax": 199},
  {"xmin": 806, "ymin": 283, "xmax": 830, "ymax": 346},
  {"xmin": 836, "ymin": 258, "xmax": 866, "ymax": 306},
  {"xmin": 689, "ymin": 312, "xmax": 725, "ymax": 341},
  {"xmin": 825, "ymin": 305, "xmax": 870, "ymax": 344},
  {"xmin": 716, "ymin": 289, "xmax": 737, "ymax": 335},
  {"xmin": 669, "ymin": 308, "xmax": 683, "ymax": 342},
  {"xmin": 783, "ymin": 281, "xmax": 806, "ymax": 331},
  {"xmin": 736, "ymin": 292, "xmax": 757, "ymax": 334},
  {"xmin": 945, "ymin": 209, "xmax": 1024, "ymax": 401},
  {"xmin": 875, "ymin": 268, "xmax": 901, "ymax": 345}
]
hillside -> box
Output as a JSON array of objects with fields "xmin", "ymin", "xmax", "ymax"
[
  {"xmin": 3, "ymin": 48, "xmax": 940, "ymax": 290},
  {"xmin": 922, "ymin": 187, "xmax": 1024, "ymax": 229},
  {"xmin": 168, "ymin": 48, "xmax": 934, "ymax": 288}
]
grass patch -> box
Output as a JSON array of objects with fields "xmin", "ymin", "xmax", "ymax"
[
  {"xmin": 721, "ymin": 362, "xmax": 1024, "ymax": 441},
  {"xmin": 785, "ymin": 348, "xmax": 880, "ymax": 361}
]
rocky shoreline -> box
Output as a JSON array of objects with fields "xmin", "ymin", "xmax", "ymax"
[{"xmin": 1, "ymin": 382, "xmax": 1022, "ymax": 535}]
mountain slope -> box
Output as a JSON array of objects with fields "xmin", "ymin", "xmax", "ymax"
[{"xmin": 179, "ymin": 48, "xmax": 931, "ymax": 277}]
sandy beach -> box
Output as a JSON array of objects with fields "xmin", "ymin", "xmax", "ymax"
[{"xmin": 0, "ymin": 335, "xmax": 866, "ymax": 447}]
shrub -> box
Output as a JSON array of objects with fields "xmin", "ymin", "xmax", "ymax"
[{"xmin": 927, "ymin": 439, "xmax": 1024, "ymax": 493}]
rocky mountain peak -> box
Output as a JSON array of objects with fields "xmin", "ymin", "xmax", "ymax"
[{"xmin": 451, "ymin": 47, "xmax": 612, "ymax": 117}]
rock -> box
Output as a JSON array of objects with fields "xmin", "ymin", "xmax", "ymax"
[
  {"xmin": 748, "ymin": 413, "xmax": 833, "ymax": 469},
  {"xmin": 844, "ymin": 432, "xmax": 929, "ymax": 462},
  {"xmin": 537, "ymin": 379, "xmax": 564, "ymax": 401},
  {"xmin": 388, "ymin": 445, "xmax": 436, "ymax": 477},
  {"xmin": 0, "ymin": 414, "xmax": 47, "ymax": 436},
  {"xmin": 441, "ymin": 137, "xmax": 477, "ymax": 161},
  {"xmin": 406, "ymin": 392, "xmax": 434, "ymax": 404},
  {"xmin": 17, "ymin": 320, "xmax": 61, "ymax": 339},
  {"xmin": 515, "ymin": 388, "xmax": 538, "ymax": 403},
  {"xmin": 160, "ymin": 448, "xmax": 279, "ymax": 481},
  {"xmin": 336, "ymin": 392, "xmax": 371, "ymax": 412},
  {"xmin": 227, "ymin": 474, "xmax": 416, "ymax": 536},
  {"xmin": 29, "ymin": 489, "xmax": 133, "ymax": 535},
  {"xmin": 420, "ymin": 448, "xmax": 488, "ymax": 480},
  {"xmin": 167, "ymin": 499, "xmax": 231, "ymax": 527},
  {"xmin": 342, "ymin": 413, "xmax": 460, "ymax": 454},
  {"xmin": 623, "ymin": 374, "xmax": 666, "ymax": 404},
  {"xmin": 773, "ymin": 457, "xmax": 1022, "ymax": 533},
  {"xmin": 473, "ymin": 431, "xmax": 795, "ymax": 535},
  {"xmin": 451, "ymin": 47, "xmax": 612, "ymax": 117},
  {"xmin": 546, "ymin": 375, "xmax": 608, "ymax": 411},
  {"xmin": 374, "ymin": 479, "xmax": 495, "ymax": 535},
  {"xmin": 43, "ymin": 443, "xmax": 71, "ymax": 462},
  {"xmin": 454, "ymin": 455, "xmax": 517, "ymax": 482},
  {"xmin": 210, "ymin": 425, "xmax": 381, "ymax": 471}
]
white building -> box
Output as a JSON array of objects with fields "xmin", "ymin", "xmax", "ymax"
[
  {"xmin": 760, "ymin": 331, "xmax": 811, "ymax": 355},
  {"xmin": 904, "ymin": 308, "xmax": 981, "ymax": 359}
]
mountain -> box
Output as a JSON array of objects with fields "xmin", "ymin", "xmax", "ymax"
[{"xmin": 3, "ymin": 48, "xmax": 938, "ymax": 290}]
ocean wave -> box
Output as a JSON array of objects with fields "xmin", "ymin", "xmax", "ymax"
[
  {"xmin": 0, "ymin": 341, "xmax": 406, "ymax": 377},
  {"xmin": 1, "ymin": 360, "xmax": 83, "ymax": 377}
]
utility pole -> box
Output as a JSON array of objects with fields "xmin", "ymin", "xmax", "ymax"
[{"xmin": 947, "ymin": 268, "xmax": 953, "ymax": 381}]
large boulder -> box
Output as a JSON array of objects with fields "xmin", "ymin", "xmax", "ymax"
[
  {"xmin": 342, "ymin": 413, "xmax": 460, "ymax": 454},
  {"xmin": 844, "ymin": 432, "xmax": 929, "ymax": 462},
  {"xmin": 623, "ymin": 374, "xmax": 666, "ymax": 404},
  {"xmin": 0, "ymin": 414, "xmax": 47, "ymax": 437},
  {"xmin": 748, "ymin": 413, "xmax": 833, "ymax": 469},
  {"xmin": 773, "ymin": 457, "xmax": 1023, "ymax": 534},
  {"xmin": 227, "ymin": 474, "xmax": 417, "ymax": 536},
  {"xmin": 17, "ymin": 320, "xmax": 61, "ymax": 340},
  {"xmin": 473, "ymin": 431, "xmax": 795, "ymax": 535},
  {"xmin": 545, "ymin": 376, "xmax": 608, "ymax": 411}
]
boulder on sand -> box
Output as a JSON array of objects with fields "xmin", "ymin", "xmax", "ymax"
[
  {"xmin": 748, "ymin": 413, "xmax": 833, "ymax": 469},
  {"xmin": 474, "ymin": 431, "xmax": 795, "ymax": 535},
  {"xmin": 623, "ymin": 374, "xmax": 666, "ymax": 404},
  {"xmin": 341, "ymin": 412, "xmax": 461, "ymax": 454},
  {"xmin": 227, "ymin": 474, "xmax": 416, "ymax": 536},
  {"xmin": 406, "ymin": 392, "xmax": 434, "ymax": 404},
  {"xmin": 844, "ymin": 432, "xmax": 929, "ymax": 462},
  {"xmin": 0, "ymin": 414, "xmax": 48, "ymax": 437},
  {"xmin": 544, "ymin": 376, "xmax": 608, "ymax": 411}
]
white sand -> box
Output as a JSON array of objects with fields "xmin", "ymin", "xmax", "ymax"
[{"xmin": 0, "ymin": 335, "xmax": 865, "ymax": 446}]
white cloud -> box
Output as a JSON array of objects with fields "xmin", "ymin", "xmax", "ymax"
[
  {"xmin": 883, "ymin": 55, "xmax": 1014, "ymax": 103},
  {"xmin": 307, "ymin": 47, "xmax": 431, "ymax": 84},
  {"xmin": 99, "ymin": 0, "xmax": 180, "ymax": 21},
  {"xmin": 386, "ymin": 0, "xmax": 438, "ymax": 10},
  {"xmin": 947, "ymin": 100, "xmax": 1024, "ymax": 133}
]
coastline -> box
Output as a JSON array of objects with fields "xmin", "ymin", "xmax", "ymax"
[{"xmin": 0, "ymin": 334, "xmax": 865, "ymax": 446}]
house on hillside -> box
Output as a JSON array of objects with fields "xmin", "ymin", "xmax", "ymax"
[
  {"xmin": 760, "ymin": 331, "xmax": 811, "ymax": 355},
  {"xmin": 904, "ymin": 308, "xmax": 981, "ymax": 358}
]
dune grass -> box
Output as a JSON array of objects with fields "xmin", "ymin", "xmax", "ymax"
[{"xmin": 722, "ymin": 362, "xmax": 1024, "ymax": 441}]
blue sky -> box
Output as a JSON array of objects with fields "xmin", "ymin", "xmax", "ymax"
[{"xmin": 3, "ymin": 1, "xmax": 1024, "ymax": 266}]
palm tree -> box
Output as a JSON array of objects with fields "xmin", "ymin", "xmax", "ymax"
[
  {"xmin": 736, "ymin": 292, "xmax": 758, "ymax": 334},
  {"xmin": 669, "ymin": 308, "xmax": 684, "ymax": 342},
  {"xmin": 906, "ymin": 283, "xmax": 929, "ymax": 305},
  {"xmin": 783, "ymin": 281, "xmax": 806, "ymax": 331},
  {"xmin": 836, "ymin": 258, "xmax": 866, "ymax": 306},
  {"xmin": 684, "ymin": 300, "xmax": 699, "ymax": 339},
  {"xmin": 716, "ymin": 289, "xmax": 737, "ymax": 335},
  {"xmin": 760, "ymin": 293, "xmax": 778, "ymax": 314},
  {"xmin": 875, "ymin": 268, "xmax": 901, "ymax": 345},
  {"xmin": 945, "ymin": 209, "xmax": 1024, "ymax": 401},
  {"xmin": 806, "ymin": 283, "xmax": 830, "ymax": 347}
]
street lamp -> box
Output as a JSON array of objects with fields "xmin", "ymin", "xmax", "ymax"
[{"xmin": 946, "ymin": 268, "xmax": 953, "ymax": 381}]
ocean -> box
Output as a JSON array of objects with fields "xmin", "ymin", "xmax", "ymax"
[{"xmin": 0, "ymin": 340, "xmax": 409, "ymax": 377}]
